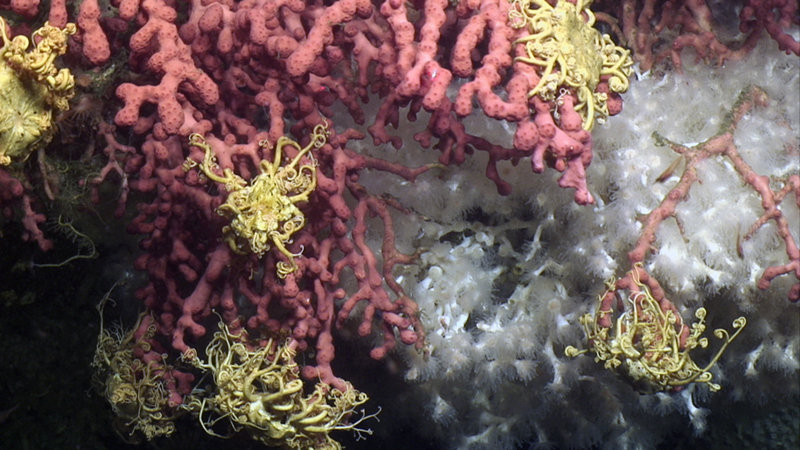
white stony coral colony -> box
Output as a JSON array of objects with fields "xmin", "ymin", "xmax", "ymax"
[
  {"xmin": 355, "ymin": 36, "xmax": 798, "ymax": 448},
  {"xmin": 593, "ymin": 57, "xmax": 799, "ymax": 303}
]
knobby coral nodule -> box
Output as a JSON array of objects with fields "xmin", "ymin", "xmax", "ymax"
[
  {"xmin": 509, "ymin": 0, "xmax": 633, "ymax": 130},
  {"xmin": 185, "ymin": 123, "xmax": 328, "ymax": 277}
]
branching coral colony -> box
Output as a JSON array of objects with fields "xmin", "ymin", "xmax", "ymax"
[
  {"xmin": 497, "ymin": 0, "xmax": 634, "ymax": 205},
  {"xmin": 567, "ymin": 84, "xmax": 800, "ymax": 391},
  {"xmin": 2, "ymin": 0, "xmax": 793, "ymax": 446},
  {"xmin": 506, "ymin": 0, "xmax": 748, "ymax": 395}
]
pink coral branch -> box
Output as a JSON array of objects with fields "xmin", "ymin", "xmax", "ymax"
[{"xmin": 628, "ymin": 86, "xmax": 799, "ymax": 301}]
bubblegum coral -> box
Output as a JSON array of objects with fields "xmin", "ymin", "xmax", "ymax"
[
  {"xmin": 79, "ymin": 0, "xmax": 634, "ymax": 409},
  {"xmin": 96, "ymin": 0, "xmax": 633, "ymax": 205},
  {"xmin": 126, "ymin": 123, "xmax": 429, "ymax": 392},
  {"xmin": 0, "ymin": 0, "xmax": 797, "ymax": 447}
]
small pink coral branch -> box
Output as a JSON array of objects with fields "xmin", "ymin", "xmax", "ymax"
[
  {"xmin": 129, "ymin": 126, "xmax": 429, "ymax": 391},
  {"xmin": 628, "ymin": 86, "xmax": 799, "ymax": 301},
  {"xmin": 604, "ymin": 0, "xmax": 798, "ymax": 71},
  {"xmin": 0, "ymin": 168, "xmax": 52, "ymax": 251}
]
